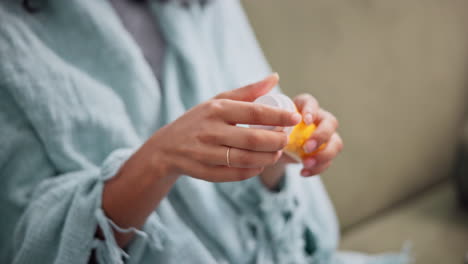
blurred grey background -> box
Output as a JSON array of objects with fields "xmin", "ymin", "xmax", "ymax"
[{"xmin": 242, "ymin": 1, "xmax": 468, "ymax": 263}]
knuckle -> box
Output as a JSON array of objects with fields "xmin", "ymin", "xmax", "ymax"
[
  {"xmin": 246, "ymin": 132, "xmax": 262, "ymax": 149},
  {"xmin": 313, "ymin": 130, "xmax": 328, "ymax": 143},
  {"xmin": 330, "ymin": 115, "xmax": 338, "ymax": 128},
  {"xmin": 250, "ymin": 105, "xmax": 266, "ymax": 124},
  {"xmin": 317, "ymin": 126, "xmax": 335, "ymax": 142},
  {"xmin": 280, "ymin": 111, "xmax": 291, "ymax": 125},
  {"xmin": 197, "ymin": 129, "xmax": 218, "ymax": 144},
  {"xmin": 313, "ymin": 154, "xmax": 325, "ymax": 165},
  {"xmin": 305, "ymin": 94, "xmax": 318, "ymax": 104},
  {"xmin": 238, "ymin": 152, "xmax": 254, "ymax": 167},
  {"xmin": 297, "ymin": 93, "xmax": 310, "ymax": 100},
  {"xmin": 277, "ymin": 133, "xmax": 289, "ymax": 149},
  {"xmin": 322, "ymin": 151, "xmax": 333, "ymax": 163},
  {"xmin": 327, "ymin": 148, "xmax": 339, "ymax": 162},
  {"xmin": 217, "ymin": 98, "xmax": 230, "ymax": 106},
  {"xmin": 297, "ymin": 93, "xmax": 318, "ymax": 105},
  {"xmin": 315, "ymin": 150, "xmax": 331, "ymax": 164},
  {"xmin": 337, "ymin": 136, "xmax": 344, "ymax": 152},
  {"xmin": 205, "ymin": 100, "xmax": 225, "ymax": 117},
  {"xmin": 324, "ymin": 110, "xmax": 338, "ymax": 128}
]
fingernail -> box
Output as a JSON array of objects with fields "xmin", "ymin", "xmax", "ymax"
[
  {"xmin": 301, "ymin": 169, "xmax": 310, "ymax": 177},
  {"xmin": 304, "ymin": 113, "xmax": 313, "ymax": 125},
  {"xmin": 303, "ymin": 158, "xmax": 316, "ymax": 168},
  {"xmin": 291, "ymin": 113, "xmax": 302, "ymax": 124},
  {"xmin": 303, "ymin": 140, "xmax": 318, "ymax": 153},
  {"xmin": 265, "ymin": 72, "xmax": 279, "ymax": 82}
]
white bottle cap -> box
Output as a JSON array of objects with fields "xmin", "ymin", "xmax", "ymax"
[{"xmin": 251, "ymin": 94, "xmax": 297, "ymax": 135}]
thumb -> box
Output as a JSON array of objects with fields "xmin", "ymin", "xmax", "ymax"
[{"xmin": 215, "ymin": 73, "xmax": 279, "ymax": 102}]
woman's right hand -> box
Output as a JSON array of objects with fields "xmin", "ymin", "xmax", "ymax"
[
  {"xmin": 101, "ymin": 74, "xmax": 300, "ymax": 247},
  {"xmin": 145, "ymin": 73, "xmax": 302, "ymax": 182}
]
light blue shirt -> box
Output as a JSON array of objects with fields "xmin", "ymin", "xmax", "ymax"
[{"xmin": 0, "ymin": 0, "xmax": 410, "ymax": 263}]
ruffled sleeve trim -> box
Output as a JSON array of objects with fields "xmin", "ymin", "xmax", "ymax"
[{"xmin": 91, "ymin": 148, "xmax": 168, "ymax": 263}]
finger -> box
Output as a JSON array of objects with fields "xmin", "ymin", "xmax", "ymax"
[
  {"xmin": 278, "ymin": 153, "xmax": 300, "ymax": 164},
  {"xmin": 303, "ymin": 109, "xmax": 338, "ymax": 154},
  {"xmin": 226, "ymin": 147, "xmax": 282, "ymax": 168},
  {"xmin": 177, "ymin": 156, "xmax": 263, "ymax": 182},
  {"xmin": 228, "ymin": 148, "xmax": 281, "ymax": 168},
  {"xmin": 293, "ymin": 94, "xmax": 319, "ymax": 125},
  {"xmin": 196, "ymin": 123, "xmax": 289, "ymax": 152},
  {"xmin": 215, "ymin": 73, "xmax": 279, "ymax": 102},
  {"xmin": 300, "ymin": 161, "xmax": 333, "ymax": 177},
  {"xmin": 208, "ymin": 99, "xmax": 301, "ymax": 126},
  {"xmin": 302, "ymin": 133, "xmax": 343, "ymax": 169},
  {"xmin": 214, "ymin": 126, "xmax": 289, "ymax": 152},
  {"xmin": 191, "ymin": 144, "xmax": 282, "ymax": 168}
]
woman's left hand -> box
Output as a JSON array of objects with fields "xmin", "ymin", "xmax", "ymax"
[
  {"xmin": 260, "ymin": 93, "xmax": 343, "ymax": 189},
  {"xmin": 293, "ymin": 94, "xmax": 343, "ymax": 176}
]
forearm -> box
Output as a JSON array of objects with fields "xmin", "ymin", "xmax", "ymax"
[{"xmin": 101, "ymin": 142, "xmax": 178, "ymax": 247}]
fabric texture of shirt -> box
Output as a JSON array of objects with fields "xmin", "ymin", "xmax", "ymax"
[{"xmin": 0, "ymin": 0, "xmax": 410, "ymax": 263}]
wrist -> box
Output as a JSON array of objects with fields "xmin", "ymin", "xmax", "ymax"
[
  {"xmin": 260, "ymin": 162, "xmax": 287, "ymax": 191},
  {"xmin": 102, "ymin": 145, "xmax": 179, "ymax": 247},
  {"xmin": 133, "ymin": 139, "xmax": 180, "ymax": 184},
  {"xmin": 147, "ymin": 149, "xmax": 179, "ymax": 183}
]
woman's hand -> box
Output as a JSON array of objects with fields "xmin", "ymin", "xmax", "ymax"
[
  {"xmin": 145, "ymin": 73, "xmax": 301, "ymax": 182},
  {"xmin": 260, "ymin": 94, "xmax": 343, "ymax": 189},
  {"xmin": 103, "ymin": 73, "xmax": 302, "ymax": 247},
  {"xmin": 294, "ymin": 94, "xmax": 343, "ymax": 176}
]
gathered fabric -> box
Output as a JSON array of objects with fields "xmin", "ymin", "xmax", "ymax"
[{"xmin": 0, "ymin": 0, "xmax": 410, "ymax": 263}]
